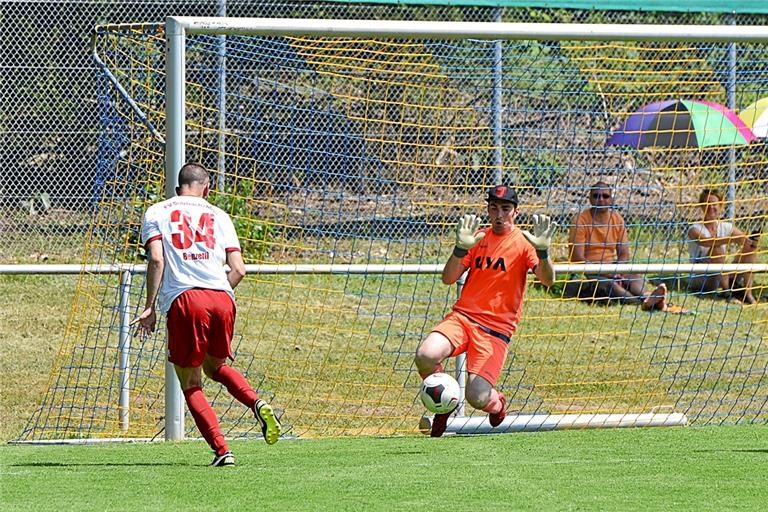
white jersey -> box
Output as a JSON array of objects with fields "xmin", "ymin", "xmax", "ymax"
[
  {"xmin": 688, "ymin": 221, "xmax": 734, "ymax": 261},
  {"xmin": 141, "ymin": 195, "xmax": 241, "ymax": 313}
]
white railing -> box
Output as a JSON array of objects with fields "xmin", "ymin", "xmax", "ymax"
[{"xmin": 3, "ymin": 262, "xmax": 767, "ymax": 275}]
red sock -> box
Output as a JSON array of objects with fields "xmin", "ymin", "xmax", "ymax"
[
  {"xmin": 210, "ymin": 365, "xmax": 258, "ymax": 408},
  {"xmin": 482, "ymin": 389, "xmax": 503, "ymax": 414},
  {"xmin": 183, "ymin": 387, "xmax": 228, "ymax": 456},
  {"xmin": 419, "ymin": 363, "xmax": 445, "ymax": 380}
]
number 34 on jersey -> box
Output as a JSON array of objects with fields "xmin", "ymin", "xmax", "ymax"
[{"xmin": 170, "ymin": 210, "xmax": 215, "ymax": 250}]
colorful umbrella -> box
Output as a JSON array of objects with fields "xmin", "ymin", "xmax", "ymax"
[
  {"xmin": 607, "ymin": 99, "xmax": 757, "ymax": 149},
  {"xmin": 738, "ymin": 97, "xmax": 768, "ymax": 138}
]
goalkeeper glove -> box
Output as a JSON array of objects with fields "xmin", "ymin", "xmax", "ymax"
[
  {"xmin": 521, "ymin": 214, "xmax": 557, "ymax": 259},
  {"xmin": 453, "ymin": 214, "xmax": 486, "ymax": 257}
]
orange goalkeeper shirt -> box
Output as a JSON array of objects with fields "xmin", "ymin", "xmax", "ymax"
[{"xmin": 453, "ymin": 227, "xmax": 538, "ymax": 336}]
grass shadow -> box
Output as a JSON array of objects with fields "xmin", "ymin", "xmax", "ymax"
[{"xmin": 10, "ymin": 461, "xmax": 188, "ymax": 467}]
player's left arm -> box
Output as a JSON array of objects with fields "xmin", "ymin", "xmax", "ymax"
[
  {"xmin": 522, "ymin": 214, "xmax": 557, "ymax": 288},
  {"xmin": 220, "ymin": 211, "xmax": 245, "ymax": 289},
  {"xmin": 226, "ymin": 250, "xmax": 246, "ymax": 289},
  {"xmin": 533, "ymin": 254, "xmax": 555, "ymax": 287},
  {"xmin": 133, "ymin": 238, "xmax": 164, "ymax": 337}
]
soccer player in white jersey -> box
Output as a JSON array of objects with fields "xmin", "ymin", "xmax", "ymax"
[{"xmin": 133, "ymin": 162, "xmax": 281, "ymax": 467}]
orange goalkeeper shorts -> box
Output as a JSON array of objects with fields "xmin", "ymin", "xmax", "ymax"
[{"xmin": 431, "ymin": 311, "xmax": 510, "ymax": 386}]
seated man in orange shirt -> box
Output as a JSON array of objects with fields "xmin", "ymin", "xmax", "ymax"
[{"xmin": 568, "ymin": 181, "xmax": 667, "ymax": 310}]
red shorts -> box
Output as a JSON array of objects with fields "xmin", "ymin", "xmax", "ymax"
[
  {"xmin": 431, "ymin": 311, "xmax": 510, "ymax": 386},
  {"xmin": 166, "ymin": 288, "xmax": 235, "ymax": 368}
]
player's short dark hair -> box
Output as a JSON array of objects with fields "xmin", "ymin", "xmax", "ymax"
[{"xmin": 178, "ymin": 162, "xmax": 210, "ymax": 187}]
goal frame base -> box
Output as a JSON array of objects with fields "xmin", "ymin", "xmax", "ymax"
[{"xmin": 419, "ymin": 412, "xmax": 689, "ymax": 435}]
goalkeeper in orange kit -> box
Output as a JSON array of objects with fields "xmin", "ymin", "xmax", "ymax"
[{"xmin": 414, "ymin": 186, "xmax": 556, "ymax": 437}]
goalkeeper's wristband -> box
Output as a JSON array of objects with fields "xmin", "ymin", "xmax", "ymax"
[
  {"xmin": 536, "ymin": 249, "xmax": 549, "ymax": 260},
  {"xmin": 453, "ymin": 246, "xmax": 469, "ymax": 258}
]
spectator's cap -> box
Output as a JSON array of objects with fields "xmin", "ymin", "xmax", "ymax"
[{"xmin": 486, "ymin": 185, "xmax": 518, "ymax": 205}]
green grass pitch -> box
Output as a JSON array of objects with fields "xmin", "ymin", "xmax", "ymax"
[{"xmin": 2, "ymin": 425, "xmax": 766, "ymax": 511}]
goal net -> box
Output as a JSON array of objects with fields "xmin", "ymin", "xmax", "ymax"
[{"xmin": 19, "ymin": 18, "xmax": 768, "ymax": 442}]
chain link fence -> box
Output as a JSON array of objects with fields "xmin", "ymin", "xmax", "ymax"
[{"xmin": 2, "ymin": 1, "xmax": 766, "ymax": 263}]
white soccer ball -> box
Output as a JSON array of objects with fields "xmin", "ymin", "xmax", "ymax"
[{"xmin": 419, "ymin": 372, "xmax": 461, "ymax": 414}]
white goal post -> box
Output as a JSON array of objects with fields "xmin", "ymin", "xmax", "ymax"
[
  {"xmin": 162, "ymin": 17, "xmax": 768, "ymax": 440},
  {"xmin": 167, "ymin": 17, "xmax": 768, "ymax": 42}
]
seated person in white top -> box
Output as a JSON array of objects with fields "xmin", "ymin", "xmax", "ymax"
[{"xmin": 687, "ymin": 188, "xmax": 760, "ymax": 304}]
